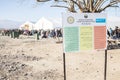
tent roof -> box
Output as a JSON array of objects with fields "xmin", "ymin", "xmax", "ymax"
[
  {"xmin": 35, "ymin": 17, "xmax": 54, "ymax": 30},
  {"xmin": 20, "ymin": 21, "xmax": 34, "ymax": 27}
]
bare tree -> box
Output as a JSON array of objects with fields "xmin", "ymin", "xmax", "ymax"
[{"xmin": 36, "ymin": 0, "xmax": 120, "ymax": 13}]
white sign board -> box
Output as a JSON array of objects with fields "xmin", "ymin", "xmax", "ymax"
[{"xmin": 63, "ymin": 13, "xmax": 107, "ymax": 53}]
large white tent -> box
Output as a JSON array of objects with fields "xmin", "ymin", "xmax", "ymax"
[
  {"xmin": 48, "ymin": 18, "xmax": 62, "ymax": 28},
  {"xmin": 19, "ymin": 21, "xmax": 34, "ymax": 31},
  {"xmin": 34, "ymin": 17, "xmax": 54, "ymax": 30}
]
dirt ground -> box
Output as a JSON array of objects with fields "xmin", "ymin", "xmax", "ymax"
[{"xmin": 0, "ymin": 35, "xmax": 120, "ymax": 80}]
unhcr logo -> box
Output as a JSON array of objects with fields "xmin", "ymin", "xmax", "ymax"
[{"xmin": 96, "ymin": 18, "xmax": 106, "ymax": 23}]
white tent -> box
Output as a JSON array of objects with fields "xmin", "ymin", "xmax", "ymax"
[
  {"xmin": 47, "ymin": 18, "xmax": 62, "ymax": 28},
  {"xmin": 19, "ymin": 21, "xmax": 34, "ymax": 31},
  {"xmin": 34, "ymin": 17, "xmax": 54, "ymax": 30}
]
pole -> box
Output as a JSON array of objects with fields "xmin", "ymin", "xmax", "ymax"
[
  {"xmin": 63, "ymin": 53, "xmax": 66, "ymax": 80},
  {"xmin": 104, "ymin": 49, "xmax": 107, "ymax": 80}
]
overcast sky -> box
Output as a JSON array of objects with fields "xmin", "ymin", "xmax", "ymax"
[{"xmin": 0, "ymin": 0, "xmax": 65, "ymax": 22}]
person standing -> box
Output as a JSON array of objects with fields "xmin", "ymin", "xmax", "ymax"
[
  {"xmin": 115, "ymin": 26, "xmax": 119, "ymax": 39},
  {"xmin": 109, "ymin": 28, "xmax": 113, "ymax": 38}
]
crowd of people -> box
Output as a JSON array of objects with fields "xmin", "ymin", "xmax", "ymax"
[
  {"xmin": 107, "ymin": 26, "xmax": 120, "ymax": 39},
  {"xmin": 0, "ymin": 28, "xmax": 63, "ymax": 39},
  {"xmin": 1, "ymin": 26, "xmax": 120, "ymax": 40}
]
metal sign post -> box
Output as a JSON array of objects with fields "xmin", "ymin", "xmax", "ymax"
[
  {"xmin": 104, "ymin": 49, "xmax": 108, "ymax": 80},
  {"xmin": 63, "ymin": 53, "xmax": 66, "ymax": 80}
]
